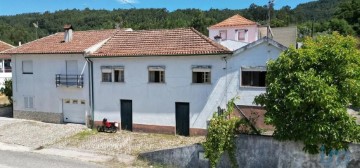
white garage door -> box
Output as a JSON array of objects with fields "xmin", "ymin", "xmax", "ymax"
[{"xmin": 63, "ymin": 99, "xmax": 86, "ymax": 124}]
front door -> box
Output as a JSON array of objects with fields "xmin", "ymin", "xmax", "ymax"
[
  {"xmin": 121, "ymin": 100, "xmax": 132, "ymax": 131},
  {"xmin": 176, "ymin": 102, "xmax": 190, "ymax": 136}
]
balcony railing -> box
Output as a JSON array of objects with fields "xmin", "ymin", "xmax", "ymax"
[{"xmin": 56, "ymin": 74, "xmax": 83, "ymax": 88}]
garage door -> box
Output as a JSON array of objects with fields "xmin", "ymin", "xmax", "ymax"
[{"xmin": 63, "ymin": 99, "xmax": 86, "ymax": 124}]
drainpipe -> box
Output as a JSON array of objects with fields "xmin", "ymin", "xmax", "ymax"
[{"xmin": 85, "ymin": 57, "xmax": 95, "ymax": 129}]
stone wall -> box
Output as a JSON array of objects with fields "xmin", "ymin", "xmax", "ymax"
[
  {"xmin": 139, "ymin": 134, "xmax": 360, "ymax": 168},
  {"xmin": 14, "ymin": 110, "xmax": 63, "ymax": 123},
  {"xmin": 0, "ymin": 106, "xmax": 12, "ymax": 117}
]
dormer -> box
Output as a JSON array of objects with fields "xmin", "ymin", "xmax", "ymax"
[{"xmin": 208, "ymin": 14, "xmax": 259, "ymax": 43}]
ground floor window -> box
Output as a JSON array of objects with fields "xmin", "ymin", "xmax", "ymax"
[{"xmin": 241, "ymin": 69, "xmax": 267, "ymax": 87}]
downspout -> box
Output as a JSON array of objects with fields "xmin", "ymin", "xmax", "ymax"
[{"xmin": 85, "ymin": 57, "xmax": 95, "ymax": 129}]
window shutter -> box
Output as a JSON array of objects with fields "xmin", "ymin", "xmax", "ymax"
[{"xmin": 22, "ymin": 61, "xmax": 33, "ymax": 74}]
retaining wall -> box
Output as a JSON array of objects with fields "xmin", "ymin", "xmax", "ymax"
[{"xmin": 139, "ymin": 134, "xmax": 360, "ymax": 168}]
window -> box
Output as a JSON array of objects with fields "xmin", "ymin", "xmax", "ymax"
[
  {"xmin": 22, "ymin": 60, "xmax": 33, "ymax": 74},
  {"xmin": 72, "ymin": 99, "xmax": 78, "ymax": 104},
  {"xmin": 241, "ymin": 67, "xmax": 267, "ymax": 87},
  {"xmin": 24, "ymin": 96, "xmax": 34, "ymax": 109},
  {"xmin": 114, "ymin": 67, "xmax": 125, "ymax": 82},
  {"xmin": 192, "ymin": 66, "xmax": 211, "ymax": 83},
  {"xmin": 149, "ymin": 66, "xmax": 165, "ymax": 83},
  {"xmin": 80, "ymin": 100, "xmax": 85, "ymax": 105},
  {"xmin": 101, "ymin": 66, "xmax": 125, "ymax": 83},
  {"xmin": 101, "ymin": 67, "xmax": 112, "ymax": 82},
  {"xmin": 64, "ymin": 99, "xmax": 71, "ymax": 104},
  {"xmin": 219, "ymin": 30, "xmax": 227, "ymax": 40},
  {"xmin": 237, "ymin": 29, "xmax": 247, "ymax": 41}
]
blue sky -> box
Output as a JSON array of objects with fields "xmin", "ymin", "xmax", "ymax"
[{"xmin": 0, "ymin": 0, "xmax": 315, "ymax": 16}]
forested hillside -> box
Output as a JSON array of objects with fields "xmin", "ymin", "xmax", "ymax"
[{"xmin": 0, "ymin": 0, "xmax": 356, "ymax": 46}]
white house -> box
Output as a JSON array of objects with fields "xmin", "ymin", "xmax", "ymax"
[
  {"xmin": 5, "ymin": 25, "xmax": 286, "ymax": 136},
  {"xmin": 5, "ymin": 26, "xmax": 116, "ymax": 123},
  {"xmin": 0, "ymin": 40, "xmax": 15, "ymax": 89}
]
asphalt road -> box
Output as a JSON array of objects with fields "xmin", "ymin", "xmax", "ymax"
[{"xmin": 0, "ymin": 150, "xmax": 103, "ymax": 168}]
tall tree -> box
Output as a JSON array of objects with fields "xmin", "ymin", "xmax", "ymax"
[{"xmin": 255, "ymin": 33, "xmax": 360, "ymax": 154}]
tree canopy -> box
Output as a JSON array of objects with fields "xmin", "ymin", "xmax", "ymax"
[{"xmin": 255, "ymin": 33, "xmax": 360, "ymax": 154}]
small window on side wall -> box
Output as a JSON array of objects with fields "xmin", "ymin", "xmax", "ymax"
[
  {"xmin": 192, "ymin": 66, "xmax": 211, "ymax": 84},
  {"xmin": 219, "ymin": 30, "xmax": 227, "ymax": 40},
  {"xmin": 148, "ymin": 66, "xmax": 165, "ymax": 83},
  {"xmin": 241, "ymin": 68, "xmax": 267, "ymax": 87},
  {"xmin": 114, "ymin": 68, "xmax": 125, "ymax": 83},
  {"xmin": 237, "ymin": 29, "xmax": 247, "ymax": 41},
  {"xmin": 22, "ymin": 60, "xmax": 33, "ymax": 74},
  {"xmin": 101, "ymin": 68, "xmax": 112, "ymax": 82}
]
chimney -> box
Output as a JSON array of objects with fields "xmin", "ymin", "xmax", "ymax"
[
  {"xmin": 18, "ymin": 41, "xmax": 22, "ymax": 46},
  {"xmin": 64, "ymin": 24, "xmax": 73, "ymax": 42},
  {"xmin": 214, "ymin": 35, "xmax": 221, "ymax": 43}
]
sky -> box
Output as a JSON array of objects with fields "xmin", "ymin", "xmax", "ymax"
[{"xmin": 0, "ymin": 0, "xmax": 315, "ymax": 16}]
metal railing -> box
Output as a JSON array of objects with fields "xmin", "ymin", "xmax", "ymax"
[{"xmin": 55, "ymin": 74, "xmax": 83, "ymax": 88}]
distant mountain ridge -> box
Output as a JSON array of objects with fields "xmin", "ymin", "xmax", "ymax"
[{"xmin": 0, "ymin": 0, "xmax": 348, "ymax": 45}]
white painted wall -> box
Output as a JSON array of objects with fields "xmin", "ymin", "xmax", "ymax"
[
  {"xmin": 91, "ymin": 42, "xmax": 282, "ymax": 129},
  {"xmin": 12, "ymin": 54, "xmax": 89, "ymax": 118}
]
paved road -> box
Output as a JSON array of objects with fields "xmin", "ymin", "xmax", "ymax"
[{"xmin": 0, "ymin": 150, "xmax": 103, "ymax": 168}]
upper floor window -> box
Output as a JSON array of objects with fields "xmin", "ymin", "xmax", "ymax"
[
  {"xmin": 219, "ymin": 30, "xmax": 227, "ymax": 40},
  {"xmin": 101, "ymin": 66, "xmax": 125, "ymax": 83},
  {"xmin": 237, "ymin": 29, "xmax": 247, "ymax": 41},
  {"xmin": 22, "ymin": 60, "xmax": 33, "ymax": 74},
  {"xmin": 101, "ymin": 66, "xmax": 112, "ymax": 82},
  {"xmin": 114, "ymin": 66, "xmax": 125, "ymax": 83},
  {"xmin": 192, "ymin": 66, "xmax": 211, "ymax": 84},
  {"xmin": 149, "ymin": 66, "xmax": 165, "ymax": 83},
  {"xmin": 241, "ymin": 66, "xmax": 266, "ymax": 87}
]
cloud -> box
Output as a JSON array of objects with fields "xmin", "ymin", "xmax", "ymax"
[{"xmin": 116, "ymin": 0, "xmax": 138, "ymax": 4}]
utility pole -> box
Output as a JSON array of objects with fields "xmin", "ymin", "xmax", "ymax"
[
  {"xmin": 267, "ymin": 0, "xmax": 275, "ymax": 38},
  {"xmin": 33, "ymin": 21, "xmax": 39, "ymax": 39}
]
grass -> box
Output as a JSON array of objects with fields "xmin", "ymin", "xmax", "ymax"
[{"xmin": 72, "ymin": 129, "xmax": 98, "ymax": 141}]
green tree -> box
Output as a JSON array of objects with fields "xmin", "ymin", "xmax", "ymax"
[
  {"xmin": 0, "ymin": 79, "xmax": 12, "ymax": 105},
  {"xmin": 255, "ymin": 33, "xmax": 360, "ymax": 154}
]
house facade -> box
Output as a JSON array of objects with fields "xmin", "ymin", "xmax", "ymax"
[
  {"xmin": 6, "ymin": 28, "xmax": 116, "ymax": 123},
  {"xmin": 5, "ymin": 24, "xmax": 286, "ymax": 136},
  {"xmin": 0, "ymin": 41, "xmax": 15, "ymax": 89}
]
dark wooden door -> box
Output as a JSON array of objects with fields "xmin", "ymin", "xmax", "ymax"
[
  {"xmin": 121, "ymin": 100, "xmax": 132, "ymax": 131},
  {"xmin": 176, "ymin": 102, "xmax": 190, "ymax": 136}
]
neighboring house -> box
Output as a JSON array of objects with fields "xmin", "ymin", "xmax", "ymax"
[
  {"xmin": 259, "ymin": 26, "xmax": 298, "ymax": 48},
  {"xmin": 0, "ymin": 40, "xmax": 15, "ymax": 88},
  {"xmin": 4, "ymin": 26, "xmax": 286, "ymax": 136},
  {"xmin": 5, "ymin": 26, "xmax": 116, "ymax": 123},
  {"xmin": 208, "ymin": 14, "xmax": 260, "ymax": 48},
  {"xmin": 209, "ymin": 15, "xmax": 297, "ymax": 51}
]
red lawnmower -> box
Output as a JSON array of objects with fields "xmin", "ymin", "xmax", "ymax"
[{"xmin": 97, "ymin": 118, "xmax": 119, "ymax": 133}]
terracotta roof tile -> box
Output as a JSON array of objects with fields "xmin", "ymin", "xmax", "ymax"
[
  {"xmin": 4, "ymin": 29, "xmax": 116, "ymax": 54},
  {"xmin": 209, "ymin": 14, "xmax": 257, "ymax": 28},
  {"xmin": 91, "ymin": 28, "xmax": 231, "ymax": 57},
  {"xmin": 0, "ymin": 40, "xmax": 14, "ymax": 52}
]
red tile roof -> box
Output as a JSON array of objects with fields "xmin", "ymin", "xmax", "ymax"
[
  {"xmin": 0, "ymin": 40, "xmax": 14, "ymax": 52},
  {"xmin": 209, "ymin": 14, "xmax": 257, "ymax": 28},
  {"xmin": 4, "ymin": 29, "xmax": 116, "ymax": 54},
  {"xmin": 91, "ymin": 28, "xmax": 231, "ymax": 57}
]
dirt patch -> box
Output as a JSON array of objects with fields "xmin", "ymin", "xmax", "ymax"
[{"xmin": 53, "ymin": 130, "xmax": 205, "ymax": 156}]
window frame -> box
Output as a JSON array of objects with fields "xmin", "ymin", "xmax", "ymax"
[
  {"xmin": 192, "ymin": 65, "xmax": 211, "ymax": 84},
  {"xmin": 240, "ymin": 66, "xmax": 267, "ymax": 88},
  {"xmin": 113, "ymin": 67, "xmax": 125, "ymax": 83},
  {"xmin": 24, "ymin": 96, "xmax": 34, "ymax": 109},
  {"xmin": 237, "ymin": 29, "xmax": 247, "ymax": 41},
  {"xmin": 219, "ymin": 30, "xmax": 227, "ymax": 41},
  {"xmin": 22, "ymin": 60, "xmax": 33, "ymax": 74},
  {"xmin": 148, "ymin": 66, "xmax": 165, "ymax": 83}
]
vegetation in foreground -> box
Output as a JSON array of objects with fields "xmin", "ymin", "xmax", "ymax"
[{"xmin": 255, "ymin": 33, "xmax": 360, "ymax": 154}]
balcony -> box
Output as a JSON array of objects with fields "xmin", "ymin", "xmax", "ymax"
[{"xmin": 56, "ymin": 74, "xmax": 83, "ymax": 88}]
